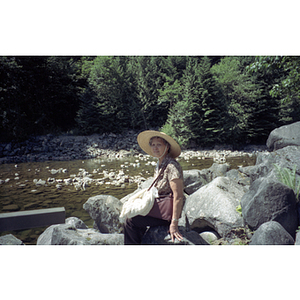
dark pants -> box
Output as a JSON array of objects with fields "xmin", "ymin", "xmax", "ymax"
[{"xmin": 124, "ymin": 215, "xmax": 170, "ymax": 245}]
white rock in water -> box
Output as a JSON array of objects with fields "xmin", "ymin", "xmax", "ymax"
[
  {"xmin": 50, "ymin": 169, "xmax": 59, "ymax": 175},
  {"xmin": 35, "ymin": 179, "xmax": 46, "ymax": 186}
]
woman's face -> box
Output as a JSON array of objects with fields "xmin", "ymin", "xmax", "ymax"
[{"xmin": 150, "ymin": 137, "xmax": 169, "ymax": 158}]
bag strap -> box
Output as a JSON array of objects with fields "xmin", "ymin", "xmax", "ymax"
[{"xmin": 147, "ymin": 162, "xmax": 168, "ymax": 192}]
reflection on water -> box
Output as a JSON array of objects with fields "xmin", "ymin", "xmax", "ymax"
[{"xmin": 0, "ymin": 154, "xmax": 255, "ymax": 244}]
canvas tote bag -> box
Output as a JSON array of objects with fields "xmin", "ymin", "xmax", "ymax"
[{"xmin": 120, "ymin": 162, "xmax": 173, "ymax": 221}]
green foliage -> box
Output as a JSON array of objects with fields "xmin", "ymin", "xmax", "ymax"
[
  {"xmin": 161, "ymin": 98, "xmax": 193, "ymax": 148},
  {"xmin": 77, "ymin": 56, "xmax": 141, "ymax": 134},
  {"xmin": 273, "ymin": 164, "xmax": 300, "ymax": 202},
  {"xmin": 132, "ymin": 56, "xmax": 167, "ymax": 129},
  {"xmin": 236, "ymin": 204, "xmax": 242, "ymax": 216},
  {"xmin": 251, "ymin": 56, "xmax": 300, "ymax": 105},
  {"xmin": 194, "ymin": 56, "xmax": 228, "ymax": 145},
  {"xmin": 247, "ymin": 56, "xmax": 300, "ymax": 127},
  {"xmin": 1, "ymin": 55, "xmax": 300, "ymax": 146},
  {"xmin": 211, "ymin": 56, "xmax": 264, "ymax": 144},
  {"xmin": 0, "ymin": 56, "xmax": 81, "ymax": 141}
]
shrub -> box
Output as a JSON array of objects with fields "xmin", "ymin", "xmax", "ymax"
[{"xmin": 273, "ymin": 164, "xmax": 300, "ymax": 202}]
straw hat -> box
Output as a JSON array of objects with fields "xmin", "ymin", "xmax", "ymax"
[{"xmin": 137, "ymin": 130, "xmax": 181, "ymax": 158}]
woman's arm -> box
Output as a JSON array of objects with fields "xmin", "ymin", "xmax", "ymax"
[{"xmin": 169, "ymin": 178, "xmax": 184, "ymax": 242}]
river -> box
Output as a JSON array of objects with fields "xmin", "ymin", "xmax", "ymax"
[{"xmin": 0, "ymin": 154, "xmax": 256, "ymax": 244}]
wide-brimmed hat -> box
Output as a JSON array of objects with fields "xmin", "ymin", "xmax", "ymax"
[{"xmin": 137, "ymin": 130, "xmax": 181, "ymax": 158}]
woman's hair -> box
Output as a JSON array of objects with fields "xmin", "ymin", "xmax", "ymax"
[{"xmin": 149, "ymin": 136, "xmax": 171, "ymax": 153}]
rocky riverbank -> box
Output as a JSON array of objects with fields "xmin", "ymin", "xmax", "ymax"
[
  {"xmin": 0, "ymin": 130, "xmax": 267, "ymax": 165},
  {"xmin": 1, "ymin": 122, "xmax": 300, "ymax": 245}
]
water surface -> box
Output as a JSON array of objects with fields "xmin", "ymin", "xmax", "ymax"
[{"xmin": 0, "ymin": 154, "xmax": 255, "ymax": 244}]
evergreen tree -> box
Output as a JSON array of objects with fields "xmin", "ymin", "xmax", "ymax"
[
  {"xmin": 181, "ymin": 57, "xmax": 203, "ymax": 144},
  {"xmin": 161, "ymin": 97, "xmax": 192, "ymax": 148},
  {"xmin": 194, "ymin": 56, "xmax": 228, "ymax": 145},
  {"xmin": 247, "ymin": 56, "xmax": 284, "ymax": 143},
  {"xmin": 162, "ymin": 57, "xmax": 199, "ymax": 147},
  {"xmin": 211, "ymin": 56, "xmax": 262, "ymax": 145},
  {"xmin": 0, "ymin": 56, "xmax": 28, "ymax": 141},
  {"xmin": 77, "ymin": 56, "xmax": 141, "ymax": 134},
  {"xmin": 131, "ymin": 56, "xmax": 166, "ymax": 129},
  {"xmin": 0, "ymin": 56, "xmax": 81, "ymax": 141}
]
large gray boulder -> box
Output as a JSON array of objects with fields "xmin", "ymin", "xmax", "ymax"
[
  {"xmin": 225, "ymin": 169, "xmax": 251, "ymax": 187},
  {"xmin": 205, "ymin": 162, "xmax": 231, "ymax": 181},
  {"xmin": 141, "ymin": 226, "xmax": 209, "ymax": 245},
  {"xmin": 184, "ymin": 163, "xmax": 230, "ymax": 195},
  {"xmin": 50, "ymin": 226, "xmax": 123, "ymax": 245},
  {"xmin": 271, "ymin": 146, "xmax": 300, "ymax": 174},
  {"xmin": 183, "ymin": 169, "xmax": 208, "ymax": 195},
  {"xmin": 250, "ymin": 221, "xmax": 295, "ymax": 245},
  {"xmin": 37, "ymin": 217, "xmax": 123, "ymax": 245},
  {"xmin": 37, "ymin": 217, "xmax": 88, "ymax": 244},
  {"xmin": 184, "ymin": 176, "xmax": 247, "ymax": 237},
  {"xmin": 83, "ymin": 195, "xmax": 123, "ymax": 233},
  {"xmin": 238, "ymin": 161, "xmax": 271, "ymax": 185},
  {"xmin": 241, "ymin": 177, "xmax": 298, "ymax": 238},
  {"xmin": 267, "ymin": 121, "xmax": 300, "ymax": 151},
  {"xmin": 237, "ymin": 146, "xmax": 300, "ymax": 187}
]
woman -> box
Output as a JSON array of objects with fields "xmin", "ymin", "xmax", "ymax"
[{"xmin": 124, "ymin": 130, "xmax": 185, "ymax": 244}]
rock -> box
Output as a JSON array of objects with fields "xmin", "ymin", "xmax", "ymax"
[
  {"xmin": 49, "ymin": 169, "xmax": 59, "ymax": 175},
  {"xmin": 205, "ymin": 162, "xmax": 231, "ymax": 180},
  {"xmin": 50, "ymin": 226, "xmax": 123, "ymax": 245},
  {"xmin": 65, "ymin": 216, "xmax": 88, "ymax": 229},
  {"xmin": 37, "ymin": 218, "xmax": 123, "ymax": 245},
  {"xmin": 295, "ymin": 231, "xmax": 300, "ymax": 245},
  {"xmin": 0, "ymin": 234, "xmax": 25, "ymax": 245},
  {"xmin": 238, "ymin": 146, "xmax": 300, "ymax": 187},
  {"xmin": 225, "ymin": 169, "xmax": 251, "ymax": 187},
  {"xmin": 271, "ymin": 146, "xmax": 300, "ymax": 175},
  {"xmin": 183, "ymin": 169, "xmax": 208, "ymax": 195},
  {"xmin": 183, "ymin": 163, "xmax": 230, "ymax": 195},
  {"xmin": 4, "ymin": 143, "xmax": 12, "ymax": 152},
  {"xmin": 37, "ymin": 217, "xmax": 88, "ymax": 245},
  {"xmin": 250, "ymin": 221, "xmax": 295, "ymax": 245},
  {"xmin": 241, "ymin": 177, "xmax": 298, "ymax": 238},
  {"xmin": 83, "ymin": 195, "xmax": 123, "ymax": 233},
  {"xmin": 2, "ymin": 204, "xmax": 20, "ymax": 211},
  {"xmin": 237, "ymin": 163, "xmax": 271, "ymax": 185},
  {"xmin": 199, "ymin": 231, "xmax": 220, "ymax": 244},
  {"xmin": 267, "ymin": 121, "xmax": 300, "ymax": 151},
  {"xmin": 34, "ymin": 179, "xmax": 46, "ymax": 186},
  {"xmin": 24, "ymin": 203, "xmax": 37, "ymax": 210},
  {"xmin": 141, "ymin": 226, "xmax": 209, "ymax": 245},
  {"xmin": 185, "ymin": 177, "xmax": 247, "ymax": 237}
]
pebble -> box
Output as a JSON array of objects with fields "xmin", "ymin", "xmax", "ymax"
[{"xmin": 2, "ymin": 204, "xmax": 20, "ymax": 211}]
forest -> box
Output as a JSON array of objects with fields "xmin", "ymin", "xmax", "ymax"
[{"xmin": 1, "ymin": 56, "xmax": 300, "ymax": 148}]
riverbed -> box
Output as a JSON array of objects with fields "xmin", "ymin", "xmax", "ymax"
[{"xmin": 0, "ymin": 153, "xmax": 256, "ymax": 244}]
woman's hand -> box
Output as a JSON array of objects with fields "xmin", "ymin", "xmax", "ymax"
[{"xmin": 169, "ymin": 222, "xmax": 183, "ymax": 242}]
